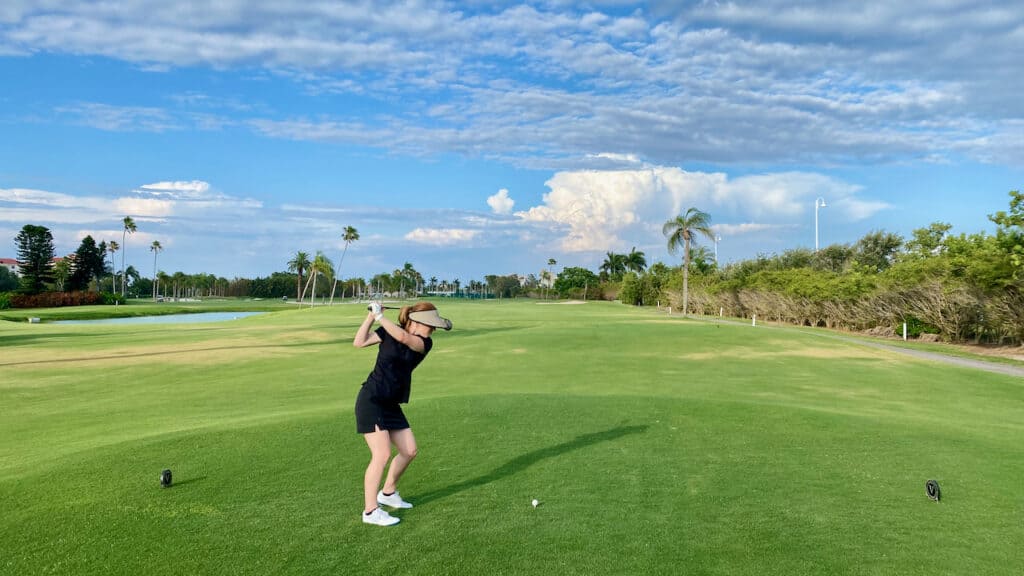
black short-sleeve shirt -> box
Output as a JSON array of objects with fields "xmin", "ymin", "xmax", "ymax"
[{"xmin": 363, "ymin": 326, "xmax": 432, "ymax": 404}]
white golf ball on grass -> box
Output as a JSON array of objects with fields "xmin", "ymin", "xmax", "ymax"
[{"xmin": 531, "ymin": 499, "xmax": 539, "ymax": 508}]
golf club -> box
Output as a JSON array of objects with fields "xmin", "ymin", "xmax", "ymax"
[{"xmin": 366, "ymin": 304, "xmax": 401, "ymax": 310}]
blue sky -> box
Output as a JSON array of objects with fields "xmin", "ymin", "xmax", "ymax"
[{"xmin": 2, "ymin": 1, "xmax": 1022, "ymax": 282}]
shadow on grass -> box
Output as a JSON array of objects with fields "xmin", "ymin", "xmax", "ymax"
[
  {"xmin": 0, "ymin": 332, "xmax": 82, "ymax": 347},
  {"xmin": 0, "ymin": 338, "xmax": 352, "ymax": 367},
  {"xmin": 415, "ymin": 424, "xmax": 648, "ymax": 506},
  {"xmin": 167, "ymin": 476, "xmax": 207, "ymax": 489}
]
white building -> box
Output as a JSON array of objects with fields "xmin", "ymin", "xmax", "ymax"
[{"xmin": 0, "ymin": 258, "xmax": 19, "ymax": 276}]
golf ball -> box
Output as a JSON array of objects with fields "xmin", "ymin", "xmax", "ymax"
[{"xmin": 531, "ymin": 499, "xmax": 539, "ymax": 507}]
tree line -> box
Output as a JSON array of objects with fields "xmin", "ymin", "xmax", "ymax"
[
  {"xmin": 615, "ymin": 191, "xmax": 1024, "ymax": 345},
  {"xmin": 6, "ymin": 191, "xmax": 1022, "ymax": 346},
  {"xmin": 1, "ymin": 222, "xmax": 534, "ymax": 308}
]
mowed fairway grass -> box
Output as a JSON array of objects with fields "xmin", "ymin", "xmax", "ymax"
[{"xmin": 1, "ymin": 300, "xmax": 1022, "ymax": 575}]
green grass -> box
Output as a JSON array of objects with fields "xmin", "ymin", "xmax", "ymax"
[{"xmin": 2, "ymin": 301, "xmax": 1022, "ymax": 575}]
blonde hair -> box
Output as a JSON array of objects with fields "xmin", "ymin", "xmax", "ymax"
[{"xmin": 399, "ymin": 301, "xmax": 438, "ymax": 329}]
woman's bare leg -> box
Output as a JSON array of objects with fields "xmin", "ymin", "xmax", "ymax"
[
  {"xmin": 363, "ymin": 427, "xmax": 393, "ymax": 512},
  {"xmin": 382, "ymin": 428, "xmax": 418, "ymax": 494}
]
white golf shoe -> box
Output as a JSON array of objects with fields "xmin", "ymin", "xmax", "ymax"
[
  {"xmin": 362, "ymin": 507, "xmax": 400, "ymax": 526},
  {"xmin": 377, "ymin": 490, "xmax": 414, "ymax": 509}
]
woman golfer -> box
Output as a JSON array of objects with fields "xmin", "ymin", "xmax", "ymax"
[{"xmin": 353, "ymin": 301, "xmax": 451, "ymax": 526}]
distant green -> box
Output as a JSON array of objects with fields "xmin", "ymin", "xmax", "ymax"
[{"xmin": 2, "ymin": 300, "xmax": 1021, "ymax": 575}]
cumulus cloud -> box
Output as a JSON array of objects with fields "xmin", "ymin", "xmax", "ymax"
[
  {"xmin": 487, "ymin": 189, "xmax": 515, "ymax": 214},
  {"xmin": 514, "ymin": 165, "xmax": 889, "ymax": 252}
]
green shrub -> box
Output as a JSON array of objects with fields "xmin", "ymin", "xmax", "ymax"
[
  {"xmin": 0, "ymin": 292, "xmax": 11, "ymax": 310},
  {"xmin": 903, "ymin": 316, "xmax": 940, "ymax": 338},
  {"xmin": 101, "ymin": 291, "xmax": 126, "ymax": 305}
]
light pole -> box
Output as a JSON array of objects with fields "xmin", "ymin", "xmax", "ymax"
[
  {"xmin": 814, "ymin": 197, "xmax": 827, "ymax": 251},
  {"xmin": 714, "ymin": 234, "xmax": 721, "ymax": 265}
]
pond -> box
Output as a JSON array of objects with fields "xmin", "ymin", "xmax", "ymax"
[{"xmin": 53, "ymin": 311, "xmax": 266, "ymax": 325}]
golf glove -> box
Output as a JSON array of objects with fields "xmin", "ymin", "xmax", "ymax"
[{"xmin": 369, "ymin": 301, "xmax": 383, "ymax": 320}]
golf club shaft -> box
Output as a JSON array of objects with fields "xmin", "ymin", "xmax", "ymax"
[{"xmin": 366, "ymin": 304, "xmax": 401, "ymax": 310}]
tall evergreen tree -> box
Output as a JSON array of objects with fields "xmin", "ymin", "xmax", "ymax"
[
  {"xmin": 68, "ymin": 235, "xmax": 107, "ymax": 291},
  {"xmin": 14, "ymin": 224, "xmax": 55, "ymax": 294}
]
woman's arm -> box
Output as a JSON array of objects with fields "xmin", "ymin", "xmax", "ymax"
[
  {"xmin": 352, "ymin": 312, "xmax": 382, "ymax": 348},
  {"xmin": 377, "ymin": 315, "xmax": 427, "ymax": 353}
]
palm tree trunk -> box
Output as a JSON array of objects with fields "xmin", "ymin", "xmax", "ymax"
[
  {"xmin": 683, "ymin": 238, "xmax": 690, "ymax": 316},
  {"xmin": 301, "ymin": 272, "xmax": 314, "ymax": 303},
  {"xmin": 121, "ymin": 230, "xmax": 127, "ymax": 297},
  {"xmin": 329, "ymin": 244, "xmax": 349, "ymax": 305}
]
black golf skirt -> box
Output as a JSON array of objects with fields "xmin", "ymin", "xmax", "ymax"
[{"xmin": 354, "ymin": 384, "xmax": 410, "ymax": 434}]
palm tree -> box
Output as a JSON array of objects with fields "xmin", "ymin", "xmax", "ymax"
[
  {"xmin": 120, "ymin": 216, "xmax": 136, "ymax": 297},
  {"xmin": 329, "ymin": 226, "xmax": 359, "ymax": 305},
  {"xmin": 626, "ymin": 247, "xmax": 647, "ymax": 273},
  {"xmin": 399, "ymin": 261, "xmax": 420, "ymax": 297},
  {"xmin": 124, "ymin": 266, "xmax": 140, "ymax": 296},
  {"xmin": 149, "ymin": 241, "xmax": 162, "ymax": 300},
  {"xmin": 600, "ymin": 252, "xmax": 628, "ymax": 280},
  {"xmin": 106, "ymin": 240, "xmax": 119, "ymax": 293},
  {"xmin": 304, "ymin": 251, "xmax": 334, "ymax": 307},
  {"xmin": 544, "ymin": 258, "xmax": 557, "ymax": 299},
  {"xmin": 156, "ymin": 271, "xmax": 171, "ymax": 299},
  {"xmin": 663, "ymin": 208, "xmax": 714, "ymax": 316},
  {"xmin": 287, "ymin": 251, "xmax": 310, "ymax": 302},
  {"xmin": 172, "ymin": 271, "xmax": 186, "ymax": 300}
]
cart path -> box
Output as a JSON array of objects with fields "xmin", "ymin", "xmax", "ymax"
[{"xmin": 820, "ymin": 333, "xmax": 1024, "ymax": 378}]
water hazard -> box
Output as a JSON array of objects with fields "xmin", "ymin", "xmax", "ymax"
[{"xmin": 54, "ymin": 311, "xmax": 265, "ymax": 325}]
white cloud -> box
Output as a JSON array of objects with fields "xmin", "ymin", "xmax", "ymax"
[
  {"xmin": 1, "ymin": 182, "xmax": 265, "ymax": 264},
  {"xmin": 715, "ymin": 222, "xmax": 795, "ymax": 235},
  {"xmin": 138, "ymin": 180, "xmax": 211, "ymax": 196},
  {"xmin": 487, "ymin": 189, "xmax": 515, "ymax": 215},
  {"xmin": 55, "ymin": 102, "xmax": 180, "ymax": 132},
  {"xmin": 1, "ymin": 187, "xmax": 115, "ymax": 223},
  {"xmin": 405, "ymin": 228, "xmax": 480, "ymax": 246},
  {"xmin": 132, "ymin": 180, "xmax": 261, "ymax": 213},
  {"xmin": 835, "ymin": 198, "xmax": 893, "ymax": 221},
  {"xmin": 6, "ymin": 2, "xmax": 1020, "ymax": 166},
  {"xmin": 113, "ymin": 198, "xmax": 175, "ymax": 219},
  {"xmin": 514, "ymin": 165, "xmax": 889, "ymax": 252}
]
